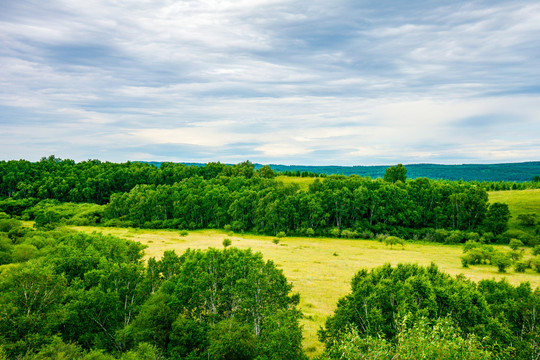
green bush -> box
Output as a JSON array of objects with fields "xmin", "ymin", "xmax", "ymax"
[
  {"xmin": 320, "ymin": 263, "xmax": 538, "ymax": 359},
  {"xmin": 514, "ymin": 261, "xmax": 529, "ymax": 273},
  {"xmin": 318, "ymin": 317, "xmax": 492, "ymax": 360},
  {"xmin": 532, "ymin": 256, "xmax": 540, "ymax": 273},
  {"xmin": 12, "ymin": 243, "xmax": 38, "ymax": 262},
  {"xmin": 509, "ymin": 238, "xmax": 524, "ymax": 250},
  {"xmin": 499, "ymin": 229, "xmax": 534, "ymax": 246},
  {"xmin": 517, "ymin": 213, "xmax": 536, "ymax": 227},
  {"xmin": 329, "ymin": 228, "xmax": 340, "ymax": 237},
  {"xmin": 0, "ymin": 219, "xmax": 20, "ymax": 233},
  {"xmin": 462, "ymin": 242, "xmax": 495, "ymax": 265},
  {"xmin": 491, "ymin": 253, "xmax": 512, "ymax": 273},
  {"xmin": 341, "ymin": 229, "xmax": 357, "ymax": 239}
]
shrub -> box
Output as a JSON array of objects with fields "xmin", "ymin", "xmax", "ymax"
[
  {"xmin": 531, "ymin": 256, "xmax": 540, "ymax": 273},
  {"xmin": 514, "ymin": 261, "xmax": 528, "ymax": 273},
  {"xmin": 491, "ymin": 253, "xmax": 512, "ymax": 273},
  {"xmin": 0, "ymin": 219, "xmax": 20, "ymax": 233},
  {"xmin": 446, "ymin": 230, "xmax": 466, "ymax": 244},
  {"xmin": 319, "ymin": 317, "xmax": 492, "ymax": 360},
  {"xmin": 276, "ymin": 231, "xmax": 286, "ymax": 238},
  {"xmin": 508, "ymin": 250, "xmax": 523, "ymax": 261},
  {"xmin": 466, "ymin": 232, "xmax": 480, "ymax": 242},
  {"xmin": 508, "ymin": 238, "xmax": 523, "ymax": 250},
  {"xmin": 499, "ymin": 229, "xmax": 534, "ymax": 246},
  {"xmin": 272, "ymin": 238, "xmax": 280, "ymax": 245},
  {"xmin": 462, "ymin": 242, "xmax": 495, "ymax": 265},
  {"xmin": 361, "ymin": 231, "xmax": 374, "ymax": 239},
  {"xmin": 375, "ymin": 233, "xmax": 388, "ymax": 242},
  {"xmin": 12, "ymin": 243, "xmax": 38, "ymax": 262},
  {"xmin": 222, "ymin": 238, "xmax": 232, "ymax": 248},
  {"xmin": 341, "ymin": 229, "xmax": 357, "ymax": 239},
  {"xmin": 517, "ymin": 213, "xmax": 536, "ymax": 227},
  {"xmin": 425, "ymin": 229, "xmax": 449, "ymax": 243},
  {"xmin": 329, "ymin": 228, "xmax": 341, "ymax": 238},
  {"xmin": 479, "ymin": 232, "xmax": 494, "ymax": 243}
]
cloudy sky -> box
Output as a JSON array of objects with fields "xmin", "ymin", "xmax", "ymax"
[{"xmin": 1, "ymin": 0, "xmax": 539, "ymax": 165}]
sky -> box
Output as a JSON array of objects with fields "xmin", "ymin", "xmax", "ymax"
[{"xmin": 1, "ymin": 0, "xmax": 539, "ymax": 166}]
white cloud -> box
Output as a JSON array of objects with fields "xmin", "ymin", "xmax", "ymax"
[{"xmin": 0, "ymin": 0, "xmax": 539, "ymax": 164}]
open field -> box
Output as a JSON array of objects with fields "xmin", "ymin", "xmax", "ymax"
[
  {"xmin": 275, "ymin": 175, "xmax": 316, "ymax": 190},
  {"xmin": 488, "ymin": 189, "xmax": 540, "ymax": 232},
  {"xmin": 71, "ymin": 225, "xmax": 539, "ymax": 356}
]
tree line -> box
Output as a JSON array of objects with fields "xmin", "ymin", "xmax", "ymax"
[
  {"xmin": 1, "ymin": 157, "xmax": 538, "ymax": 207},
  {"xmin": 103, "ymin": 174, "xmax": 510, "ymax": 240},
  {"xmin": 0, "ymin": 156, "xmax": 270, "ymax": 205}
]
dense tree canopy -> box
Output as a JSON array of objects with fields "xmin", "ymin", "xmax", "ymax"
[
  {"xmin": 319, "ymin": 263, "xmax": 539, "ymax": 360},
  {"xmin": 0, "ymin": 222, "xmax": 305, "ymax": 359},
  {"xmin": 103, "ymin": 174, "xmax": 495, "ymax": 238}
]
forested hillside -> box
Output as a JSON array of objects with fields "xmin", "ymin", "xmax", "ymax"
[
  {"xmin": 266, "ymin": 161, "xmax": 540, "ymax": 182},
  {"xmin": 171, "ymin": 161, "xmax": 540, "ymax": 182}
]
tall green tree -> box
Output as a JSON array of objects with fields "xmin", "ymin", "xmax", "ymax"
[
  {"xmin": 484, "ymin": 202, "xmax": 511, "ymax": 235},
  {"xmin": 383, "ymin": 164, "xmax": 407, "ymax": 183},
  {"xmin": 125, "ymin": 248, "xmax": 305, "ymax": 360}
]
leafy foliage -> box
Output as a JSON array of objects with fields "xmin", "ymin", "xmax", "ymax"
[
  {"xmin": 103, "ymin": 173, "xmax": 496, "ymax": 238},
  {"xmin": 0, "ymin": 227, "xmax": 305, "ymax": 359},
  {"xmin": 383, "ymin": 164, "xmax": 407, "ymax": 183},
  {"xmin": 318, "ymin": 317, "xmax": 492, "ymax": 360},
  {"xmin": 320, "ymin": 263, "xmax": 539, "ymax": 360},
  {"xmin": 122, "ymin": 247, "xmax": 305, "ymax": 360}
]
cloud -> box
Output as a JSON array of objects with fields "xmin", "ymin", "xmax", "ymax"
[{"xmin": 0, "ymin": 0, "xmax": 539, "ymax": 165}]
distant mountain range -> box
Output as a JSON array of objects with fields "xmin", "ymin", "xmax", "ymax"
[{"xmin": 144, "ymin": 161, "xmax": 540, "ymax": 182}]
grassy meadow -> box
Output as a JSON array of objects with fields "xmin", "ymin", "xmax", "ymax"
[
  {"xmin": 71, "ymin": 225, "xmax": 539, "ymax": 356},
  {"xmin": 275, "ymin": 175, "xmax": 316, "ymax": 191},
  {"xmin": 488, "ymin": 188, "xmax": 540, "ymax": 233}
]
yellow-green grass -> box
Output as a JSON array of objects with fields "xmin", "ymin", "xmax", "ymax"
[
  {"xmin": 70, "ymin": 225, "xmax": 539, "ymax": 357},
  {"xmin": 275, "ymin": 175, "xmax": 316, "ymax": 191},
  {"xmin": 488, "ymin": 189, "xmax": 540, "ymax": 231}
]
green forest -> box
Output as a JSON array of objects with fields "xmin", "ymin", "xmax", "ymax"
[{"xmin": 0, "ymin": 156, "xmax": 539, "ymax": 359}]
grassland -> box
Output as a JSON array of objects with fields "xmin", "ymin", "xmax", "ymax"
[
  {"xmin": 71, "ymin": 225, "xmax": 539, "ymax": 357},
  {"xmin": 275, "ymin": 175, "xmax": 316, "ymax": 191},
  {"xmin": 488, "ymin": 188, "xmax": 540, "ymax": 233}
]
